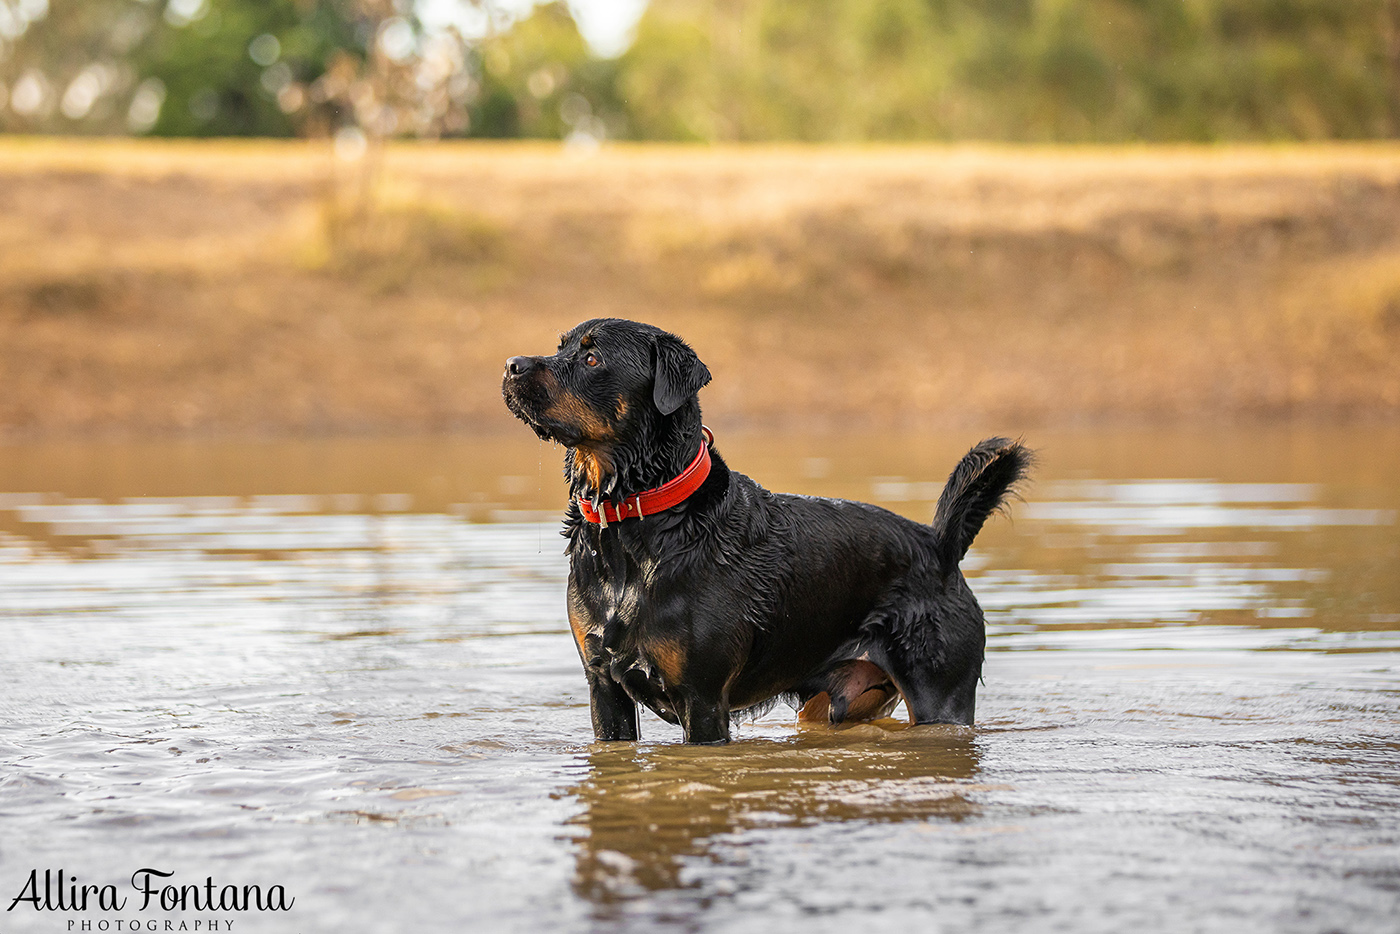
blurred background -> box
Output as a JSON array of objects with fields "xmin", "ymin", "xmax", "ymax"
[
  {"xmin": 0, "ymin": 0, "xmax": 1398, "ymax": 437},
  {"xmin": 6, "ymin": 0, "xmax": 1400, "ymax": 143}
]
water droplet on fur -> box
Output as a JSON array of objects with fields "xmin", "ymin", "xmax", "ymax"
[{"xmin": 589, "ymin": 549, "xmax": 597, "ymax": 557}]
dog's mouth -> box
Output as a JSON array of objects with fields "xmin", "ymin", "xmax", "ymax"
[
  {"xmin": 502, "ymin": 371, "xmax": 590, "ymax": 447},
  {"xmin": 502, "ymin": 378, "xmax": 556, "ymax": 441}
]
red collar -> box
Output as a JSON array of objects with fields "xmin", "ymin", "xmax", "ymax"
[{"xmin": 578, "ymin": 427, "xmax": 714, "ymax": 526}]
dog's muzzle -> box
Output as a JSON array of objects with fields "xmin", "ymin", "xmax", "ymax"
[
  {"xmin": 505, "ymin": 356, "xmax": 538, "ymax": 378},
  {"xmin": 502, "ymin": 355, "xmax": 555, "ymax": 437}
]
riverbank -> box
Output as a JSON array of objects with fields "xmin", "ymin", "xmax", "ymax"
[{"xmin": 2, "ymin": 139, "xmax": 1399, "ymax": 438}]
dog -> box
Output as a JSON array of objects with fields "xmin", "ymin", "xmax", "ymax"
[{"xmin": 502, "ymin": 318, "xmax": 1031, "ymax": 744}]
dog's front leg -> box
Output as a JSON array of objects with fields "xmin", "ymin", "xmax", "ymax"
[
  {"xmin": 586, "ymin": 672, "xmax": 639, "ymax": 741},
  {"xmin": 679, "ymin": 692, "xmax": 730, "ymax": 745}
]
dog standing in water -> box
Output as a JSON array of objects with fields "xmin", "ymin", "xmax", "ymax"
[{"xmin": 503, "ymin": 318, "xmax": 1031, "ymax": 744}]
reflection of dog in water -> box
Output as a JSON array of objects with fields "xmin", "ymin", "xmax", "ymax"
[
  {"xmin": 503, "ymin": 318, "xmax": 1032, "ymax": 743},
  {"xmin": 566, "ymin": 725, "xmax": 983, "ymax": 906}
]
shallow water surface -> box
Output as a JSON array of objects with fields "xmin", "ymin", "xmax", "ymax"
[{"xmin": 1, "ymin": 428, "xmax": 1398, "ymax": 933}]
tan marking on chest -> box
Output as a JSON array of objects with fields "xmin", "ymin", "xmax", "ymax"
[
  {"xmin": 647, "ymin": 639, "xmax": 686, "ymax": 684},
  {"xmin": 571, "ymin": 447, "xmax": 614, "ymax": 491}
]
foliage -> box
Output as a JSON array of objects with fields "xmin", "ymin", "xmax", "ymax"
[
  {"xmin": 468, "ymin": 2, "xmax": 625, "ymax": 139},
  {"xmin": 2, "ymin": 0, "xmax": 1399, "ymax": 141},
  {"xmin": 137, "ymin": 0, "xmax": 367, "ymax": 137},
  {"xmin": 617, "ymin": 0, "xmax": 1400, "ymax": 141},
  {"xmin": 0, "ymin": 0, "xmax": 469, "ymax": 137}
]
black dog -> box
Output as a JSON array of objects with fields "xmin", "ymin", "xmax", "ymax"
[{"xmin": 503, "ymin": 319, "xmax": 1031, "ymax": 744}]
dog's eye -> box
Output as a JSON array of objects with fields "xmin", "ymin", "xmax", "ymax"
[{"xmin": 584, "ymin": 352, "xmax": 602, "ymax": 368}]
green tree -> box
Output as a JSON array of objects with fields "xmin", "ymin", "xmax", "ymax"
[
  {"xmin": 1, "ymin": 0, "xmax": 141, "ymax": 134},
  {"xmin": 468, "ymin": 1, "xmax": 624, "ymax": 139},
  {"xmin": 139, "ymin": 0, "xmax": 366, "ymax": 137},
  {"xmin": 0, "ymin": 0, "xmax": 473, "ymax": 137},
  {"xmin": 6, "ymin": 0, "xmax": 1400, "ymax": 142},
  {"xmin": 614, "ymin": 0, "xmax": 1400, "ymax": 142}
]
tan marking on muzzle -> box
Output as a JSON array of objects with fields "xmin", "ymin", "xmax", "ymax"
[{"xmin": 544, "ymin": 390, "xmax": 615, "ymax": 442}]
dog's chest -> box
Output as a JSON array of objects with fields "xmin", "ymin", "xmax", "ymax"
[{"xmin": 573, "ymin": 537, "xmax": 689, "ymax": 712}]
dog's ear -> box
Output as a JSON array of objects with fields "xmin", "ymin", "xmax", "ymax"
[{"xmin": 652, "ymin": 334, "xmax": 711, "ymax": 416}]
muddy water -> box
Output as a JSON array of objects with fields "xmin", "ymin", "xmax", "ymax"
[{"xmin": 1, "ymin": 427, "xmax": 1397, "ymax": 933}]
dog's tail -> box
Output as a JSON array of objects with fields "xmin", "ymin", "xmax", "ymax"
[{"xmin": 930, "ymin": 437, "xmax": 1033, "ymax": 575}]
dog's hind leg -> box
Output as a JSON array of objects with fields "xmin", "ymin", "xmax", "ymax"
[
  {"xmin": 860, "ymin": 607, "xmax": 982, "ymax": 726},
  {"xmin": 880, "ymin": 655, "xmax": 979, "ymax": 726},
  {"xmin": 870, "ymin": 435, "xmax": 1028, "ymax": 727},
  {"xmin": 911, "ymin": 674, "xmax": 978, "ymax": 725}
]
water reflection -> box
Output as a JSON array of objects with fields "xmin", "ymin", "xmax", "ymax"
[
  {"xmin": 1, "ymin": 474, "xmax": 1391, "ymax": 651},
  {"xmin": 1024, "ymin": 479, "xmax": 1394, "ymax": 532},
  {"xmin": 975, "ymin": 477, "xmax": 1399, "ymax": 648},
  {"xmin": 566, "ymin": 724, "xmax": 981, "ymax": 908}
]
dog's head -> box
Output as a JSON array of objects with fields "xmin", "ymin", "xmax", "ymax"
[{"xmin": 502, "ymin": 319, "xmax": 711, "ymax": 492}]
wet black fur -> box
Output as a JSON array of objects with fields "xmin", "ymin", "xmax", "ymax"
[{"xmin": 503, "ymin": 318, "xmax": 1032, "ymax": 744}]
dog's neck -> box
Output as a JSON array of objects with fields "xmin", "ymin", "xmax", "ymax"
[{"xmin": 565, "ymin": 404, "xmax": 705, "ymax": 503}]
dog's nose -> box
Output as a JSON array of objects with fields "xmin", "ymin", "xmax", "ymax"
[{"xmin": 505, "ymin": 356, "xmax": 536, "ymax": 377}]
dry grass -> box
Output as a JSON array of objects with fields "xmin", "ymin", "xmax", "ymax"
[{"xmin": 1, "ymin": 138, "xmax": 1399, "ymax": 438}]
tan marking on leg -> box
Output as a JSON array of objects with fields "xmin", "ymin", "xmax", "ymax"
[
  {"xmin": 566, "ymin": 598, "xmax": 591, "ymax": 659},
  {"xmin": 842, "ymin": 660, "xmax": 889, "ymax": 696},
  {"xmin": 846, "ymin": 685, "xmax": 899, "ymax": 721},
  {"xmin": 827, "ymin": 660, "xmax": 896, "ymax": 723},
  {"xmin": 798, "ymin": 692, "xmax": 831, "ymax": 722}
]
